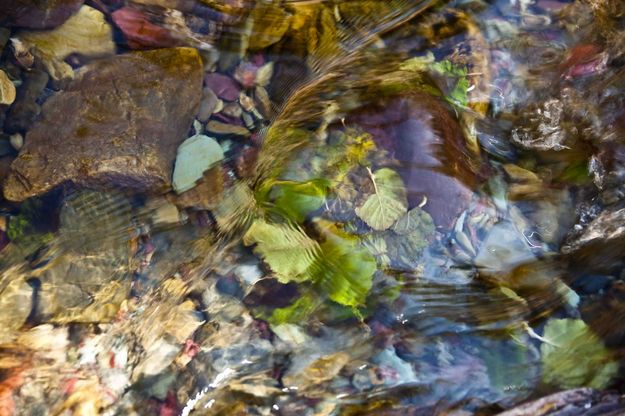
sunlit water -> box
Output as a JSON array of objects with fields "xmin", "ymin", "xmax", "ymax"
[{"xmin": 0, "ymin": 0, "xmax": 624, "ymax": 414}]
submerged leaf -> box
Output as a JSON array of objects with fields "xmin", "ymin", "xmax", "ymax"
[
  {"xmin": 362, "ymin": 234, "xmax": 390, "ymax": 267},
  {"xmin": 541, "ymin": 318, "xmax": 618, "ymax": 389},
  {"xmin": 399, "ymin": 52, "xmax": 435, "ymax": 72},
  {"xmin": 314, "ymin": 221, "xmax": 377, "ymax": 307},
  {"xmin": 430, "ymin": 59, "xmax": 470, "ymax": 108},
  {"xmin": 324, "ymin": 130, "xmax": 376, "ymax": 184},
  {"xmin": 355, "ymin": 168, "xmax": 408, "ymax": 230},
  {"xmin": 268, "ymin": 293, "xmax": 319, "ymax": 326},
  {"xmin": 243, "ymin": 219, "xmax": 320, "ymax": 283},
  {"xmin": 392, "ymin": 206, "xmax": 435, "ymax": 236},
  {"xmin": 272, "ymin": 178, "xmax": 330, "ymax": 223}
]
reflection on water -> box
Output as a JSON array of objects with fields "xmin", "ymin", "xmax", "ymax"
[{"xmin": 0, "ymin": 0, "xmax": 624, "ymax": 414}]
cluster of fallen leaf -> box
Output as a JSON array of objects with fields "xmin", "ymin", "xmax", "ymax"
[{"xmin": 226, "ymin": 122, "xmax": 435, "ymax": 326}]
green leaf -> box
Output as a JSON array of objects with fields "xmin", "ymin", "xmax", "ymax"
[
  {"xmin": 430, "ymin": 59, "xmax": 469, "ymax": 108},
  {"xmin": 273, "ymin": 178, "xmax": 330, "ymax": 223},
  {"xmin": 243, "ymin": 219, "xmax": 320, "ymax": 283},
  {"xmin": 392, "ymin": 207, "xmax": 435, "ymax": 236},
  {"xmin": 541, "ymin": 318, "xmax": 618, "ymax": 389},
  {"xmin": 557, "ymin": 160, "xmax": 592, "ymax": 185},
  {"xmin": 480, "ymin": 334, "xmax": 535, "ymax": 400},
  {"xmin": 362, "ymin": 233, "xmax": 390, "ymax": 267},
  {"xmin": 399, "ymin": 52, "xmax": 435, "ymax": 72},
  {"xmin": 313, "ymin": 221, "xmax": 377, "ymax": 307},
  {"xmin": 355, "ymin": 168, "xmax": 408, "ymax": 231},
  {"xmin": 268, "ymin": 293, "xmax": 320, "ymax": 326}
]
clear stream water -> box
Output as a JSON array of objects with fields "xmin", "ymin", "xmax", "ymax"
[{"xmin": 0, "ymin": 0, "xmax": 624, "ymax": 415}]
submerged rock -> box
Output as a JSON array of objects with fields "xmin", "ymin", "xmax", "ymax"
[
  {"xmin": 204, "ymin": 72, "xmax": 241, "ymax": 101},
  {"xmin": 172, "ymin": 133, "xmax": 224, "ymax": 193},
  {"xmin": 205, "ymin": 120, "xmax": 251, "ymax": 137},
  {"xmin": 3, "ymin": 47, "xmax": 203, "ymax": 201},
  {"xmin": 0, "ymin": 0, "xmax": 84, "ymax": 29},
  {"xmin": 247, "ymin": 3, "xmax": 291, "ymax": 50},
  {"xmin": 562, "ymin": 207, "xmax": 625, "ymax": 273},
  {"xmin": 4, "ymin": 69, "xmax": 49, "ymax": 133},
  {"xmin": 111, "ymin": 7, "xmax": 179, "ymax": 49},
  {"xmin": 351, "ymin": 92, "xmax": 479, "ymax": 228},
  {"xmin": 0, "ymin": 70, "xmax": 16, "ymax": 106},
  {"xmin": 0, "ymin": 267, "xmax": 34, "ymax": 342},
  {"xmin": 170, "ymin": 166, "xmax": 224, "ymax": 210},
  {"xmin": 16, "ymin": 5, "xmax": 116, "ymax": 80},
  {"xmin": 197, "ymin": 87, "xmax": 221, "ymax": 122}
]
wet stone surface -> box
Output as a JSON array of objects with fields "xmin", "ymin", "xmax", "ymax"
[
  {"xmin": 0, "ymin": 0, "xmax": 625, "ymax": 415},
  {"xmin": 3, "ymin": 47, "xmax": 203, "ymax": 201},
  {"xmin": 0, "ymin": 0, "xmax": 85, "ymax": 29}
]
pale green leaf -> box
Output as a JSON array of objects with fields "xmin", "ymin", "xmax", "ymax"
[
  {"xmin": 392, "ymin": 207, "xmax": 435, "ymax": 236},
  {"xmin": 541, "ymin": 318, "xmax": 618, "ymax": 389},
  {"xmin": 313, "ymin": 221, "xmax": 377, "ymax": 307},
  {"xmin": 498, "ymin": 287, "xmax": 527, "ymax": 305},
  {"xmin": 355, "ymin": 168, "xmax": 408, "ymax": 230},
  {"xmin": 362, "ymin": 233, "xmax": 390, "ymax": 267},
  {"xmin": 243, "ymin": 219, "xmax": 320, "ymax": 283},
  {"xmin": 399, "ymin": 52, "xmax": 435, "ymax": 72},
  {"xmin": 272, "ymin": 178, "xmax": 330, "ymax": 223},
  {"xmin": 430, "ymin": 59, "xmax": 470, "ymax": 108}
]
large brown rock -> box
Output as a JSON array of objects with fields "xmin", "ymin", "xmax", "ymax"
[
  {"xmin": 3, "ymin": 47, "xmax": 203, "ymax": 201},
  {"xmin": 0, "ymin": 0, "xmax": 84, "ymax": 29}
]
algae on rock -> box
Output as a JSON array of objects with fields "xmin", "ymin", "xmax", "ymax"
[{"xmin": 3, "ymin": 47, "xmax": 203, "ymax": 201}]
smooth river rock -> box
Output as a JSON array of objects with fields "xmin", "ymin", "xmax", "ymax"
[
  {"xmin": 351, "ymin": 92, "xmax": 479, "ymax": 229},
  {"xmin": 4, "ymin": 69, "xmax": 49, "ymax": 134},
  {"xmin": 0, "ymin": 0, "xmax": 85, "ymax": 29},
  {"xmin": 3, "ymin": 47, "xmax": 203, "ymax": 201}
]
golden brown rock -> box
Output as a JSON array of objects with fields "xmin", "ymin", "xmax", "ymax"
[
  {"xmin": 134, "ymin": 0, "xmax": 250, "ymax": 21},
  {"xmin": 16, "ymin": 5, "xmax": 116, "ymax": 80},
  {"xmin": 248, "ymin": 2, "xmax": 291, "ymax": 50},
  {"xmin": 3, "ymin": 47, "xmax": 203, "ymax": 202},
  {"xmin": 170, "ymin": 166, "xmax": 224, "ymax": 210},
  {"xmin": 0, "ymin": 70, "xmax": 15, "ymax": 106}
]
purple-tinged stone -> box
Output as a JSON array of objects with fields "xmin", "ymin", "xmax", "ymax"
[
  {"xmin": 204, "ymin": 72, "xmax": 241, "ymax": 101},
  {"xmin": 0, "ymin": 0, "xmax": 84, "ymax": 29}
]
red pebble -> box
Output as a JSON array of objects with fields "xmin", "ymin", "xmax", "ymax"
[
  {"xmin": 562, "ymin": 44, "xmax": 608, "ymax": 79},
  {"xmin": 234, "ymin": 62, "xmax": 259, "ymax": 88},
  {"xmin": 159, "ymin": 391, "xmax": 179, "ymax": 416},
  {"xmin": 183, "ymin": 339, "xmax": 200, "ymax": 358},
  {"xmin": 112, "ymin": 7, "xmax": 178, "ymax": 49},
  {"xmin": 62, "ymin": 377, "xmax": 78, "ymax": 395}
]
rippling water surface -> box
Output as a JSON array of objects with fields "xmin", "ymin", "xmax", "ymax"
[{"xmin": 1, "ymin": 0, "xmax": 625, "ymax": 414}]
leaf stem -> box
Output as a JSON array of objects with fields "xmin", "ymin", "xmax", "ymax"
[{"xmin": 366, "ymin": 167, "xmax": 379, "ymax": 195}]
